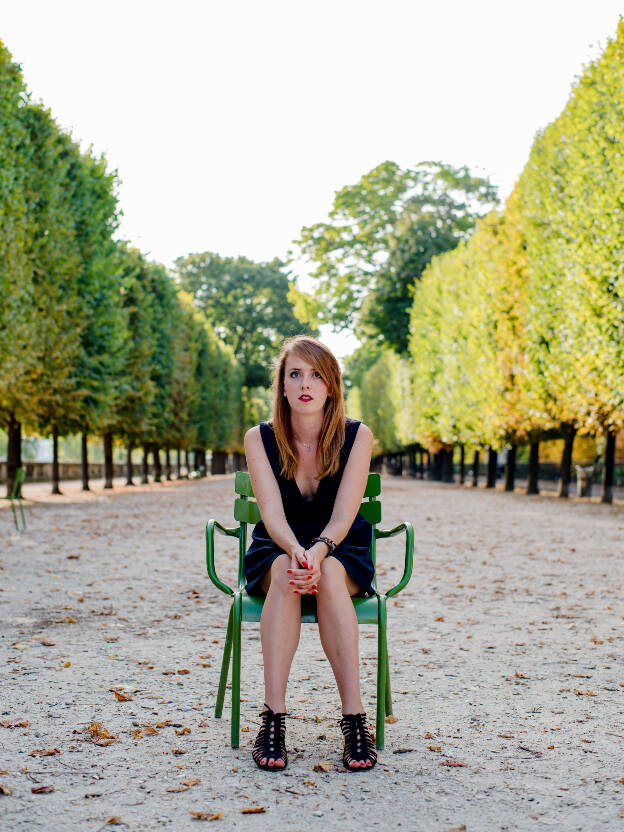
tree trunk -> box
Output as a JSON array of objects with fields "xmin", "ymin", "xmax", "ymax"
[
  {"xmin": 459, "ymin": 444, "xmax": 465, "ymax": 485},
  {"xmin": 165, "ymin": 446, "xmax": 172, "ymax": 481},
  {"xmin": 176, "ymin": 448, "xmax": 182, "ymax": 479},
  {"xmin": 52, "ymin": 427, "xmax": 62, "ymax": 495},
  {"xmin": 142, "ymin": 446, "xmax": 149, "ymax": 484},
  {"xmin": 527, "ymin": 440, "xmax": 540, "ymax": 495},
  {"xmin": 211, "ymin": 450, "xmax": 227, "ymax": 475},
  {"xmin": 126, "ymin": 443, "xmax": 134, "ymax": 486},
  {"xmin": 557, "ymin": 423, "xmax": 576, "ymax": 498},
  {"xmin": 486, "ymin": 447, "xmax": 497, "ymax": 488},
  {"xmin": 505, "ymin": 444, "xmax": 516, "ymax": 492},
  {"xmin": 601, "ymin": 429, "xmax": 616, "ymax": 504},
  {"xmin": 418, "ymin": 448, "xmax": 424, "ymax": 479},
  {"xmin": 6, "ymin": 413, "xmax": 22, "ymax": 497},
  {"xmin": 153, "ymin": 444, "xmax": 162, "ymax": 483},
  {"xmin": 103, "ymin": 432, "xmax": 114, "ymax": 489},
  {"xmin": 185, "ymin": 448, "xmax": 190, "ymax": 476},
  {"xmin": 442, "ymin": 448, "xmax": 454, "ymax": 482},
  {"xmin": 472, "ymin": 449, "xmax": 480, "ymax": 487},
  {"xmin": 81, "ymin": 432, "xmax": 90, "ymax": 491}
]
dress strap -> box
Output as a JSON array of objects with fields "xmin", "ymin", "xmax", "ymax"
[
  {"xmin": 259, "ymin": 422, "xmax": 282, "ymax": 481},
  {"xmin": 339, "ymin": 419, "xmax": 361, "ymax": 468}
]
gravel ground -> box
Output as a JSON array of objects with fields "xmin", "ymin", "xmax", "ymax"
[{"xmin": 1, "ymin": 475, "xmax": 623, "ymax": 832}]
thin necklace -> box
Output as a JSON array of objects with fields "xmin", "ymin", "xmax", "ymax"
[{"xmin": 293, "ymin": 434, "xmax": 316, "ymax": 453}]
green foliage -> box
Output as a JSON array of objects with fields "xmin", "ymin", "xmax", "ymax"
[
  {"xmin": 175, "ymin": 253, "xmax": 312, "ymax": 387},
  {"xmin": 295, "ymin": 160, "xmax": 497, "ymax": 337}
]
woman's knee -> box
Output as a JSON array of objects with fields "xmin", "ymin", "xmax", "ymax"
[
  {"xmin": 264, "ymin": 554, "xmax": 293, "ymax": 595},
  {"xmin": 318, "ymin": 557, "xmax": 349, "ymax": 595}
]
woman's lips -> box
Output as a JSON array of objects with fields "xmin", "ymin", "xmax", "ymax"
[{"xmin": 299, "ymin": 395, "xmax": 313, "ymax": 401}]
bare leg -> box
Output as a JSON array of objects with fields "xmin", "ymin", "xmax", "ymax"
[
  {"xmin": 258, "ymin": 554, "xmax": 301, "ymax": 767},
  {"xmin": 315, "ymin": 557, "xmax": 372, "ymax": 768}
]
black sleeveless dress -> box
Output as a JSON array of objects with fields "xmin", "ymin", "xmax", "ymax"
[{"xmin": 244, "ymin": 418, "xmax": 375, "ymax": 597}]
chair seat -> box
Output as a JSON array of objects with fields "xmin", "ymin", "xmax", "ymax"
[{"xmin": 241, "ymin": 592, "xmax": 380, "ymax": 624}]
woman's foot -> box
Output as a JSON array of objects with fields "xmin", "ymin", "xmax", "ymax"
[
  {"xmin": 252, "ymin": 704, "xmax": 287, "ymax": 771},
  {"xmin": 339, "ymin": 713, "xmax": 377, "ymax": 771}
]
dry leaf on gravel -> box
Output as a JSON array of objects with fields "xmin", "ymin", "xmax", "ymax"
[
  {"xmin": 75, "ymin": 722, "xmax": 118, "ymax": 746},
  {"xmin": 574, "ymin": 689, "xmax": 597, "ymax": 696},
  {"xmin": 175, "ymin": 727, "xmax": 191, "ymax": 735},
  {"xmin": 30, "ymin": 748, "xmax": 61, "ymax": 757},
  {"xmin": 113, "ymin": 691, "xmax": 132, "ymax": 702},
  {"xmin": 189, "ymin": 811, "xmax": 223, "ymax": 821},
  {"xmin": 313, "ymin": 761, "xmax": 332, "ymax": 772},
  {"xmin": 34, "ymin": 637, "xmax": 56, "ymax": 646},
  {"xmin": 177, "ymin": 669, "xmax": 190, "ymax": 675},
  {"xmin": 0, "ymin": 784, "xmax": 14, "ymax": 796},
  {"xmin": 440, "ymin": 760, "xmax": 466, "ymax": 767},
  {"xmin": 31, "ymin": 784, "xmax": 55, "ymax": 793},
  {"xmin": 63, "ymin": 661, "xmax": 71, "ymax": 668},
  {"xmin": 0, "ymin": 719, "xmax": 31, "ymax": 728},
  {"xmin": 167, "ymin": 777, "xmax": 201, "ymax": 792},
  {"xmin": 443, "ymin": 826, "xmax": 467, "ymax": 832},
  {"xmin": 241, "ymin": 807, "xmax": 265, "ymax": 814},
  {"xmin": 172, "ymin": 749, "xmax": 186, "ymax": 755},
  {"xmin": 393, "ymin": 748, "xmax": 415, "ymax": 754},
  {"xmin": 385, "ymin": 715, "xmax": 397, "ymax": 724},
  {"xmin": 104, "ymin": 817, "xmax": 124, "ymax": 826}
]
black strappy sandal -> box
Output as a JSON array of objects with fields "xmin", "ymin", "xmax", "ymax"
[
  {"xmin": 252, "ymin": 704, "xmax": 287, "ymax": 771},
  {"xmin": 339, "ymin": 713, "xmax": 377, "ymax": 771}
]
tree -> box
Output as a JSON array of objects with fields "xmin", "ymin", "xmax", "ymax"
[
  {"xmin": 175, "ymin": 253, "xmax": 312, "ymax": 387},
  {"xmin": 295, "ymin": 160, "xmax": 497, "ymax": 338}
]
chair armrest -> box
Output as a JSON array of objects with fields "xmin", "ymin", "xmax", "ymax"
[
  {"xmin": 375, "ymin": 521, "xmax": 414, "ymax": 598},
  {"xmin": 206, "ymin": 519, "xmax": 239, "ymax": 596}
]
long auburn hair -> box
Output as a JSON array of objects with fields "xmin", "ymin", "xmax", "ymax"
[{"xmin": 272, "ymin": 336, "xmax": 345, "ymax": 479}]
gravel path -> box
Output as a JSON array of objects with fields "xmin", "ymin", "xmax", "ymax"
[{"xmin": 1, "ymin": 476, "xmax": 623, "ymax": 831}]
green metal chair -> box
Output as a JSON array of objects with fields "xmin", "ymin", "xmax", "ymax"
[
  {"xmin": 206, "ymin": 471, "xmax": 414, "ymax": 750},
  {"xmin": 7, "ymin": 467, "xmax": 26, "ymax": 532}
]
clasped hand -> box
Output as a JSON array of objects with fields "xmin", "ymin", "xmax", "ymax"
[{"xmin": 287, "ymin": 543, "xmax": 326, "ymax": 594}]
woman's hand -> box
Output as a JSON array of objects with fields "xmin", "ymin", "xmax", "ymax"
[
  {"xmin": 288, "ymin": 542, "xmax": 327, "ymax": 595},
  {"xmin": 287, "ymin": 545, "xmax": 312, "ymax": 594}
]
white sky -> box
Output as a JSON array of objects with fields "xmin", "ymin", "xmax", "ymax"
[{"xmin": 2, "ymin": 0, "xmax": 622, "ymax": 357}]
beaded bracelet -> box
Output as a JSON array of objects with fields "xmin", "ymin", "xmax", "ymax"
[{"xmin": 311, "ymin": 536, "xmax": 336, "ymax": 554}]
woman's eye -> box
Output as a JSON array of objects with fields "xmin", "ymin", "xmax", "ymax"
[
  {"xmin": 313, "ymin": 371, "xmax": 322, "ymax": 379},
  {"xmin": 289, "ymin": 371, "xmax": 299, "ymax": 378}
]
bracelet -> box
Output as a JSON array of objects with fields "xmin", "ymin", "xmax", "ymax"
[{"xmin": 311, "ymin": 536, "xmax": 336, "ymax": 554}]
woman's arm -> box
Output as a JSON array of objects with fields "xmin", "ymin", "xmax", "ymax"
[
  {"xmin": 244, "ymin": 426, "xmax": 304, "ymax": 560},
  {"xmin": 317, "ymin": 422, "xmax": 374, "ymax": 548}
]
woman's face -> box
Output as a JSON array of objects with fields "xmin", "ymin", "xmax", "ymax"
[{"xmin": 283, "ymin": 353, "xmax": 329, "ymax": 416}]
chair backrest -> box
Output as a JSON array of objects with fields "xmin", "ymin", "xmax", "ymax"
[{"xmin": 233, "ymin": 469, "xmax": 382, "ymax": 549}]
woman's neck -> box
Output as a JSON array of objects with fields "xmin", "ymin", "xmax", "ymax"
[{"xmin": 290, "ymin": 412, "xmax": 323, "ymax": 445}]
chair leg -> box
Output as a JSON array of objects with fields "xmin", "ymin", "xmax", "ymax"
[
  {"xmin": 376, "ymin": 595, "xmax": 387, "ymax": 750},
  {"xmin": 19, "ymin": 501, "xmax": 25, "ymax": 531},
  {"xmin": 11, "ymin": 501, "xmax": 18, "ymax": 532},
  {"xmin": 231, "ymin": 593, "xmax": 242, "ymax": 748},
  {"xmin": 215, "ymin": 605, "xmax": 234, "ymax": 719},
  {"xmin": 384, "ymin": 636, "xmax": 393, "ymax": 717}
]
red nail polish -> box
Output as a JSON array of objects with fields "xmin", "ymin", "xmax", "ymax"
[
  {"xmin": 287, "ymin": 569, "xmax": 292, "ymax": 574},
  {"xmin": 289, "ymin": 581, "xmax": 294, "ymax": 585},
  {"xmin": 312, "ymin": 584, "xmax": 317, "ymax": 589}
]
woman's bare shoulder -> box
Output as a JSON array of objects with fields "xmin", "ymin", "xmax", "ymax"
[{"xmin": 353, "ymin": 421, "xmax": 373, "ymax": 445}]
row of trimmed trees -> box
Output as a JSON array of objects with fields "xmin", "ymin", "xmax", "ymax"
[
  {"xmin": 1, "ymin": 40, "xmax": 243, "ymax": 494},
  {"xmin": 351, "ymin": 21, "xmax": 624, "ymax": 503}
]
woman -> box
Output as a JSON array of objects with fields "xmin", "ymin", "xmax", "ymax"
[{"xmin": 244, "ymin": 335, "xmax": 377, "ymax": 772}]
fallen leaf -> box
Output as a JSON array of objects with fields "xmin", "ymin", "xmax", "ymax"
[
  {"xmin": 104, "ymin": 817, "xmax": 124, "ymax": 825},
  {"xmin": 497, "ymin": 733, "xmax": 514, "ymax": 739},
  {"xmin": 0, "ymin": 784, "xmax": 14, "ymax": 796},
  {"xmin": 66, "ymin": 554, "xmax": 80, "ymax": 560},
  {"xmin": 428, "ymin": 745, "xmax": 442, "ymax": 752},
  {"xmin": 189, "ymin": 811, "xmax": 223, "ymax": 821},
  {"xmin": 177, "ymin": 669, "xmax": 190, "ymax": 675},
  {"xmin": 182, "ymin": 778, "xmax": 201, "ymax": 787},
  {"xmin": 0, "ymin": 719, "xmax": 31, "ymax": 728},
  {"xmin": 63, "ymin": 661, "xmax": 71, "ymax": 668},
  {"xmin": 172, "ymin": 749, "xmax": 186, "ymax": 755},
  {"xmin": 167, "ymin": 776, "xmax": 201, "ymax": 792},
  {"xmin": 443, "ymin": 826, "xmax": 467, "ymax": 832},
  {"xmin": 435, "ymin": 616, "xmax": 444, "ymax": 621},
  {"xmin": 241, "ymin": 807, "xmax": 265, "ymax": 814},
  {"xmin": 424, "ymin": 732, "xmax": 434, "ymax": 739},
  {"xmin": 31, "ymin": 784, "xmax": 55, "ymax": 793},
  {"xmin": 167, "ymin": 784, "xmax": 191, "ymax": 793},
  {"xmin": 574, "ymin": 689, "xmax": 597, "ymax": 696},
  {"xmin": 385, "ymin": 715, "xmax": 397, "ymax": 724},
  {"xmin": 30, "ymin": 748, "xmax": 61, "ymax": 757},
  {"xmin": 393, "ymin": 748, "xmax": 415, "ymax": 754},
  {"xmin": 313, "ymin": 761, "xmax": 332, "ymax": 772},
  {"xmin": 76, "ymin": 721, "xmax": 118, "ymax": 746},
  {"xmin": 34, "ymin": 637, "xmax": 56, "ymax": 647},
  {"xmin": 175, "ymin": 727, "xmax": 191, "ymax": 735},
  {"xmin": 113, "ymin": 692, "xmax": 132, "ymax": 702},
  {"xmin": 440, "ymin": 760, "xmax": 466, "ymax": 767},
  {"xmin": 57, "ymin": 617, "xmax": 77, "ymax": 624}
]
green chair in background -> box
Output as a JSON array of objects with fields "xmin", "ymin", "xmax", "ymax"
[
  {"xmin": 7, "ymin": 467, "xmax": 26, "ymax": 532},
  {"xmin": 206, "ymin": 471, "xmax": 414, "ymax": 750}
]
